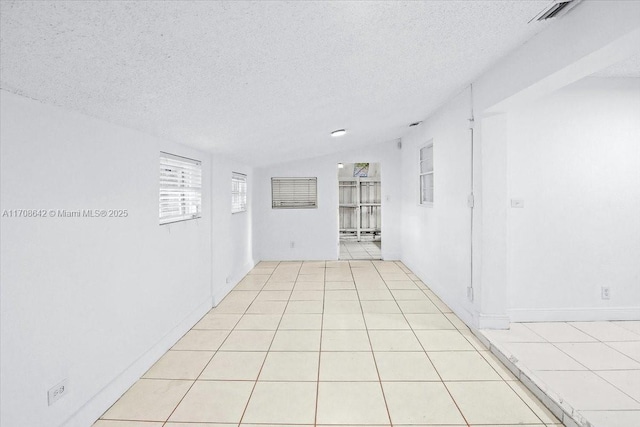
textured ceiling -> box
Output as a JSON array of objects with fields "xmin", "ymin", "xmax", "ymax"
[{"xmin": 0, "ymin": 1, "xmax": 551, "ymax": 166}]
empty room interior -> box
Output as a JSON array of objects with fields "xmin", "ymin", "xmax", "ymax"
[{"xmin": 1, "ymin": 1, "xmax": 639, "ymax": 427}]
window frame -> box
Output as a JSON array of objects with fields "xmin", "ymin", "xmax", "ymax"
[
  {"xmin": 231, "ymin": 172, "xmax": 247, "ymax": 214},
  {"xmin": 271, "ymin": 177, "xmax": 318, "ymax": 209},
  {"xmin": 419, "ymin": 141, "xmax": 434, "ymax": 207},
  {"xmin": 159, "ymin": 152, "xmax": 202, "ymax": 225}
]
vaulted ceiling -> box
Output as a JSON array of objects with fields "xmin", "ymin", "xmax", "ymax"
[{"xmin": 0, "ymin": 1, "xmax": 552, "ymax": 166}]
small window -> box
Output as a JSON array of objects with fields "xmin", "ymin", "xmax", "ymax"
[
  {"xmin": 159, "ymin": 152, "xmax": 202, "ymax": 224},
  {"xmin": 419, "ymin": 142, "xmax": 434, "ymax": 205},
  {"xmin": 232, "ymin": 172, "xmax": 247, "ymax": 213},
  {"xmin": 272, "ymin": 177, "xmax": 317, "ymax": 209}
]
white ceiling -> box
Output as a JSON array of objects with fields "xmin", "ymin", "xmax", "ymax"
[{"xmin": 0, "ymin": 1, "xmax": 551, "ymax": 166}]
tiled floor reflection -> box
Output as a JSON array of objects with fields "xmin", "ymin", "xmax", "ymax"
[{"xmin": 95, "ymin": 261, "xmax": 560, "ymax": 427}]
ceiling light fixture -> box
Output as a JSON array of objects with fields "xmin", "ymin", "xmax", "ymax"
[
  {"xmin": 331, "ymin": 129, "xmax": 346, "ymax": 137},
  {"xmin": 338, "ymin": 163, "xmax": 344, "ymax": 169}
]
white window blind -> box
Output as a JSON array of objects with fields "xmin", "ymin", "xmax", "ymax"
[
  {"xmin": 232, "ymin": 172, "xmax": 247, "ymax": 213},
  {"xmin": 419, "ymin": 142, "xmax": 434, "ymax": 205},
  {"xmin": 159, "ymin": 152, "xmax": 202, "ymax": 224},
  {"xmin": 271, "ymin": 177, "xmax": 317, "ymax": 209}
]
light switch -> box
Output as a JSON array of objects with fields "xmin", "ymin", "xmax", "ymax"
[{"xmin": 511, "ymin": 199, "xmax": 524, "ymax": 208}]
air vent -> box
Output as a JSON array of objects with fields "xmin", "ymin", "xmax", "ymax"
[
  {"xmin": 530, "ymin": 0, "xmax": 582, "ymax": 22},
  {"xmin": 409, "ymin": 121, "xmax": 422, "ymax": 127}
]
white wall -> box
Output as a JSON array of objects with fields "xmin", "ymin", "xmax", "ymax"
[
  {"xmin": 211, "ymin": 156, "xmax": 255, "ymax": 304},
  {"xmin": 506, "ymin": 77, "xmax": 640, "ymax": 321},
  {"xmin": 472, "ymin": 0, "xmax": 640, "ymax": 328},
  {"xmin": 253, "ymin": 141, "xmax": 402, "ymax": 261},
  {"xmin": 399, "ymin": 88, "xmax": 476, "ymax": 326},
  {"xmin": 396, "ymin": 0, "xmax": 640, "ymax": 329},
  {"xmin": 0, "ymin": 90, "xmax": 253, "ymax": 427}
]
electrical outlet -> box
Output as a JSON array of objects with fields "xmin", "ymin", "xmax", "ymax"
[
  {"xmin": 601, "ymin": 286, "xmax": 611, "ymax": 300},
  {"xmin": 225, "ymin": 276, "xmax": 231, "ymax": 284},
  {"xmin": 48, "ymin": 379, "xmax": 68, "ymax": 406},
  {"xmin": 290, "ymin": 241, "xmax": 295, "ymax": 248},
  {"xmin": 467, "ymin": 287, "xmax": 474, "ymax": 301}
]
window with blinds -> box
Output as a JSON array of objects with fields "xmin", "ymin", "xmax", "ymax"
[
  {"xmin": 232, "ymin": 172, "xmax": 247, "ymax": 213},
  {"xmin": 159, "ymin": 152, "xmax": 202, "ymax": 225},
  {"xmin": 419, "ymin": 142, "xmax": 434, "ymax": 206},
  {"xmin": 271, "ymin": 177, "xmax": 317, "ymax": 209}
]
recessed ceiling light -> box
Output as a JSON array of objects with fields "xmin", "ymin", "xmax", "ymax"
[{"xmin": 331, "ymin": 129, "xmax": 346, "ymax": 137}]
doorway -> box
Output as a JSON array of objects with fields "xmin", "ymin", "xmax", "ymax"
[{"xmin": 338, "ymin": 162, "xmax": 382, "ymax": 260}]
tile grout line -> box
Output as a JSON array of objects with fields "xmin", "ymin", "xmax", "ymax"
[
  {"xmin": 542, "ymin": 322, "xmax": 640, "ymax": 406},
  {"xmin": 162, "ymin": 261, "xmax": 283, "ymax": 426},
  {"xmin": 371, "ymin": 261, "xmax": 471, "ymax": 427},
  {"xmin": 479, "ymin": 319, "xmax": 599, "ymax": 425},
  {"xmin": 352, "ymin": 261, "xmax": 396, "ymax": 427},
  {"xmin": 483, "ymin": 338, "xmax": 595, "ymax": 427},
  {"xmin": 517, "ymin": 322, "xmax": 640, "ymax": 401},
  {"xmin": 406, "ymin": 269, "xmax": 554, "ymax": 426},
  {"xmin": 313, "ymin": 261, "xmax": 327, "ymax": 427},
  {"xmin": 237, "ymin": 261, "xmax": 303, "ymax": 426},
  {"xmin": 614, "ymin": 322, "xmax": 640, "ymax": 336},
  {"xmin": 502, "ymin": 377, "xmax": 566, "ymax": 426},
  {"xmin": 102, "ymin": 263, "xmax": 280, "ymax": 426},
  {"xmin": 576, "ymin": 324, "xmax": 640, "ymax": 364},
  {"xmin": 590, "ymin": 370, "xmax": 640, "ymax": 406},
  {"xmin": 101, "ymin": 260, "xmax": 597, "ymax": 427}
]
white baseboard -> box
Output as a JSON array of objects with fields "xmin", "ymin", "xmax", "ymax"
[
  {"xmin": 213, "ymin": 280, "xmax": 237, "ymax": 306},
  {"xmin": 509, "ymin": 307, "xmax": 640, "ymax": 322},
  {"xmin": 478, "ymin": 313, "xmax": 511, "ymax": 329},
  {"xmin": 213, "ymin": 260, "xmax": 255, "ymax": 306},
  {"xmin": 382, "ymin": 252, "xmax": 401, "ymax": 261},
  {"xmin": 400, "ymin": 257, "xmax": 478, "ymax": 329},
  {"xmin": 62, "ymin": 298, "xmax": 212, "ymax": 427}
]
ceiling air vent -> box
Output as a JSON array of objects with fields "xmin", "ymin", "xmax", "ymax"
[{"xmin": 529, "ymin": 0, "xmax": 582, "ymax": 22}]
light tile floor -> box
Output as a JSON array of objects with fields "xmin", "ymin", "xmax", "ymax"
[
  {"xmin": 482, "ymin": 321, "xmax": 640, "ymax": 427},
  {"xmin": 95, "ymin": 261, "xmax": 560, "ymax": 427},
  {"xmin": 339, "ymin": 240, "xmax": 381, "ymax": 260}
]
